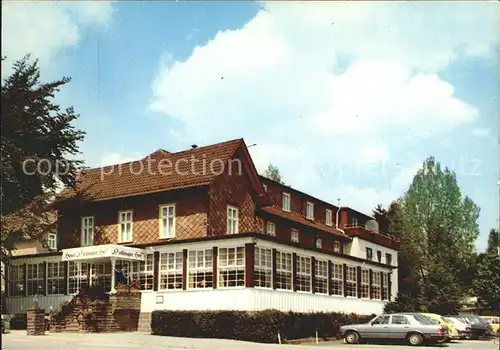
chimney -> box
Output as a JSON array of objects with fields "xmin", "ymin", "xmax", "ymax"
[{"xmin": 191, "ymin": 144, "xmax": 198, "ymax": 149}]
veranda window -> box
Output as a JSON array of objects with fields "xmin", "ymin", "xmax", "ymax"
[
  {"xmin": 315, "ymin": 259, "xmax": 328, "ymax": 294},
  {"xmin": 275, "ymin": 251, "xmax": 292, "ymax": 290},
  {"xmin": 296, "ymin": 255, "xmax": 311, "ymax": 292},
  {"xmin": 345, "ymin": 266, "xmax": 357, "ymax": 297},
  {"xmin": 218, "ymin": 247, "xmax": 245, "ymax": 288},
  {"xmin": 68, "ymin": 262, "xmax": 89, "ymax": 294},
  {"xmin": 27, "ymin": 263, "xmax": 45, "ymax": 295},
  {"xmin": 188, "ymin": 249, "xmax": 213, "ymax": 289},
  {"xmin": 8, "ymin": 265, "xmax": 25, "ymax": 296},
  {"xmin": 331, "ymin": 263, "xmax": 343, "ymax": 296},
  {"xmin": 360, "ymin": 269, "xmax": 369, "ymax": 299},
  {"xmin": 130, "ymin": 254, "xmax": 154, "ymax": 290},
  {"xmin": 254, "ymin": 247, "xmax": 272, "ymax": 288},
  {"xmin": 382, "ymin": 272, "xmax": 389, "ymax": 300},
  {"xmin": 159, "ymin": 252, "xmax": 183, "ymax": 290},
  {"xmin": 371, "ymin": 271, "xmax": 381, "ymax": 299},
  {"xmin": 47, "ymin": 262, "xmax": 65, "ymax": 295}
]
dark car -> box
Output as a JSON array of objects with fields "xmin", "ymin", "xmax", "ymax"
[{"xmin": 339, "ymin": 313, "xmax": 449, "ymax": 346}]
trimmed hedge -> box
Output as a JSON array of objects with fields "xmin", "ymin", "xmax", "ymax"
[{"xmin": 151, "ymin": 309, "xmax": 372, "ymax": 343}]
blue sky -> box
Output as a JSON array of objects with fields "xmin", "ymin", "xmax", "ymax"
[{"xmin": 2, "ymin": 1, "xmax": 499, "ymax": 251}]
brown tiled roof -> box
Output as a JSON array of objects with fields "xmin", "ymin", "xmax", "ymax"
[
  {"xmin": 62, "ymin": 139, "xmax": 243, "ymax": 202},
  {"xmin": 260, "ymin": 206, "xmax": 350, "ymax": 240},
  {"xmin": 344, "ymin": 226, "xmax": 400, "ymax": 249}
]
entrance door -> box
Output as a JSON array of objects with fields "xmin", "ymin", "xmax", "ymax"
[{"xmin": 90, "ymin": 263, "xmax": 112, "ymax": 293}]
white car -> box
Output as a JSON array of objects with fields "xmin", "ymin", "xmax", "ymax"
[{"xmin": 442, "ymin": 317, "xmax": 471, "ymax": 339}]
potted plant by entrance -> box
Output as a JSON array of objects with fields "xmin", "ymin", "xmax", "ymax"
[
  {"xmin": 115, "ymin": 283, "xmax": 130, "ymax": 293},
  {"xmin": 129, "ymin": 280, "xmax": 141, "ymax": 293}
]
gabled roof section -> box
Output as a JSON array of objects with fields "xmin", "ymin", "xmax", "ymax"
[{"xmin": 61, "ymin": 139, "xmax": 243, "ymax": 202}]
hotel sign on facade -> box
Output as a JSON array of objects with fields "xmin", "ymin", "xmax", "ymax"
[{"xmin": 61, "ymin": 244, "xmax": 146, "ymax": 262}]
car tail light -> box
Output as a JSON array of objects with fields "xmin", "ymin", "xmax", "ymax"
[{"xmin": 438, "ymin": 327, "xmax": 447, "ymax": 335}]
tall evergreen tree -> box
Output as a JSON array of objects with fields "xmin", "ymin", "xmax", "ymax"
[{"xmin": 1, "ymin": 55, "xmax": 85, "ymax": 259}]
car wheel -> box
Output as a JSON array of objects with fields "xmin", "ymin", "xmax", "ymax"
[
  {"xmin": 407, "ymin": 332, "xmax": 424, "ymax": 346},
  {"xmin": 344, "ymin": 331, "xmax": 360, "ymax": 344}
]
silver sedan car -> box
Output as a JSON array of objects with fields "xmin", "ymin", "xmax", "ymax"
[{"xmin": 339, "ymin": 313, "xmax": 449, "ymax": 346}]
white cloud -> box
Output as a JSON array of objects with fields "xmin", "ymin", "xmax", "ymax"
[
  {"xmin": 1, "ymin": 1, "xmax": 113, "ymax": 74},
  {"xmin": 100, "ymin": 153, "xmax": 142, "ymax": 167},
  {"xmin": 471, "ymin": 128, "xmax": 491, "ymax": 138}
]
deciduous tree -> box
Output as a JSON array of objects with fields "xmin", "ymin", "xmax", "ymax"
[{"xmin": 262, "ymin": 163, "xmax": 285, "ymax": 184}]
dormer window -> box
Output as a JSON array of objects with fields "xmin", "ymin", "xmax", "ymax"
[
  {"xmin": 325, "ymin": 209, "xmax": 333, "ymax": 226},
  {"xmin": 81, "ymin": 216, "xmax": 94, "ymax": 247},
  {"xmin": 291, "ymin": 229, "xmax": 299, "ymax": 243},
  {"xmin": 333, "ymin": 241, "xmax": 341, "ymax": 253},
  {"xmin": 266, "ymin": 222, "xmax": 276, "ymax": 236},
  {"xmin": 263, "ymin": 184, "xmax": 267, "ymax": 192},
  {"xmin": 315, "ymin": 237, "xmax": 322, "ymax": 249},
  {"xmin": 306, "ymin": 202, "xmax": 314, "ymax": 220},
  {"xmin": 352, "ymin": 217, "xmax": 359, "ymax": 227},
  {"xmin": 282, "ymin": 193, "xmax": 291, "ymax": 212}
]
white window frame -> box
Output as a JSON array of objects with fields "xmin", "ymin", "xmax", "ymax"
[
  {"xmin": 306, "ymin": 201, "xmax": 314, "ymax": 220},
  {"xmin": 218, "ymin": 246, "xmax": 245, "ymax": 288},
  {"xmin": 296, "ymin": 255, "xmax": 311, "ymax": 292},
  {"xmin": 118, "ymin": 210, "xmax": 133, "ymax": 243},
  {"xmin": 227, "ymin": 205, "xmax": 239, "ymax": 234},
  {"xmin": 345, "ymin": 265, "xmax": 357, "ymax": 297},
  {"xmin": 333, "ymin": 241, "xmax": 341, "ymax": 253},
  {"xmin": 263, "ymin": 184, "xmax": 267, "ymax": 192},
  {"xmin": 68, "ymin": 262, "xmax": 88, "ymax": 295},
  {"xmin": 266, "ymin": 222, "xmax": 276, "ymax": 236},
  {"xmin": 47, "ymin": 233, "xmax": 57, "ymax": 250},
  {"xmin": 81, "ymin": 216, "xmax": 94, "ymax": 247},
  {"xmin": 130, "ymin": 254, "xmax": 154, "ymax": 290},
  {"xmin": 382, "ymin": 272, "xmax": 389, "ymax": 300},
  {"xmin": 275, "ymin": 251, "xmax": 292, "ymax": 290},
  {"xmin": 372, "ymin": 271, "xmax": 382, "ymax": 300},
  {"xmin": 254, "ymin": 247, "xmax": 272, "ymax": 288},
  {"xmin": 282, "ymin": 192, "xmax": 291, "ymax": 212},
  {"xmin": 331, "ymin": 263, "xmax": 343, "ymax": 296},
  {"xmin": 291, "ymin": 228, "xmax": 299, "ymax": 243},
  {"xmin": 159, "ymin": 204, "xmax": 176, "ymax": 239},
  {"xmin": 47, "ymin": 262, "xmax": 65, "ymax": 295},
  {"xmin": 315, "ymin": 259, "xmax": 328, "ymax": 294},
  {"xmin": 159, "ymin": 251, "xmax": 183, "ymax": 290},
  {"xmin": 188, "ymin": 249, "xmax": 213, "ymax": 289},
  {"xmin": 325, "ymin": 209, "xmax": 333, "ymax": 226},
  {"xmin": 26, "ymin": 263, "xmax": 45, "ymax": 296},
  {"xmin": 360, "ymin": 269, "xmax": 370, "ymax": 299},
  {"xmin": 315, "ymin": 237, "xmax": 322, "ymax": 249},
  {"xmin": 8, "ymin": 265, "xmax": 25, "ymax": 296}
]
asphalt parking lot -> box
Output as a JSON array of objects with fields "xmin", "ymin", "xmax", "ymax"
[{"xmin": 1, "ymin": 331, "xmax": 499, "ymax": 350}]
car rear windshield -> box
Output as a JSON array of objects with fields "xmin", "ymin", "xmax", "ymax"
[{"xmin": 413, "ymin": 314, "xmax": 435, "ymax": 325}]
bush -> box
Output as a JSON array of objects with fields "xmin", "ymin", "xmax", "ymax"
[{"xmin": 151, "ymin": 309, "xmax": 370, "ymax": 343}]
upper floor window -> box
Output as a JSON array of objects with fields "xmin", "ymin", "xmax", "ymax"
[
  {"xmin": 291, "ymin": 228, "xmax": 299, "ymax": 243},
  {"xmin": 282, "ymin": 192, "xmax": 291, "ymax": 212},
  {"xmin": 160, "ymin": 204, "xmax": 176, "ymax": 239},
  {"xmin": 351, "ymin": 217, "xmax": 359, "ymax": 226},
  {"xmin": 119, "ymin": 210, "xmax": 133, "ymax": 243},
  {"xmin": 306, "ymin": 202, "xmax": 314, "ymax": 220},
  {"xmin": 386, "ymin": 253, "xmax": 393, "ymax": 266},
  {"xmin": 48, "ymin": 233, "xmax": 57, "ymax": 251},
  {"xmin": 227, "ymin": 205, "xmax": 239, "ymax": 234},
  {"xmin": 266, "ymin": 222, "xmax": 276, "ymax": 236},
  {"xmin": 263, "ymin": 184, "xmax": 268, "ymax": 192},
  {"xmin": 315, "ymin": 237, "xmax": 322, "ymax": 249},
  {"xmin": 81, "ymin": 216, "xmax": 94, "ymax": 247},
  {"xmin": 325, "ymin": 209, "xmax": 333, "ymax": 226},
  {"xmin": 366, "ymin": 247, "xmax": 373, "ymax": 261},
  {"xmin": 377, "ymin": 250, "xmax": 382, "ymax": 263},
  {"xmin": 333, "ymin": 241, "xmax": 341, "ymax": 253}
]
